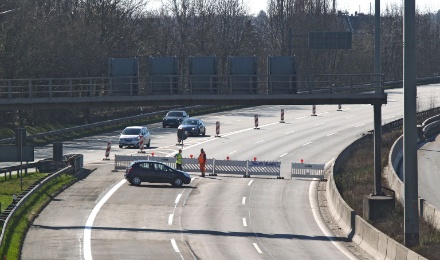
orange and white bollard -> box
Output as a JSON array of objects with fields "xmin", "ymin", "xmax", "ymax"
[
  {"xmin": 337, "ymin": 104, "xmax": 342, "ymax": 111},
  {"xmin": 138, "ymin": 135, "xmax": 145, "ymax": 153},
  {"xmin": 254, "ymin": 114, "xmax": 259, "ymax": 129},
  {"xmin": 311, "ymin": 105, "xmax": 317, "ymax": 116},
  {"xmin": 103, "ymin": 141, "xmax": 111, "ymax": 160},
  {"xmin": 280, "ymin": 109, "xmax": 285, "ymax": 123},
  {"xmin": 226, "ymin": 156, "xmax": 230, "ymax": 160},
  {"xmin": 254, "ymin": 157, "xmax": 257, "ymax": 161},
  {"xmin": 215, "ymin": 121, "xmax": 221, "ymax": 137}
]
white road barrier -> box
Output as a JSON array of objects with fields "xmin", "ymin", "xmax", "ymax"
[
  {"xmin": 291, "ymin": 162, "xmax": 325, "ymax": 178},
  {"xmin": 114, "ymin": 155, "xmax": 281, "ymax": 178}
]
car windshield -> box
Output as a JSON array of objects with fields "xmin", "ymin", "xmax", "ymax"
[
  {"xmin": 168, "ymin": 111, "xmax": 183, "ymax": 117},
  {"xmin": 182, "ymin": 119, "xmax": 197, "ymax": 125},
  {"xmin": 122, "ymin": 128, "xmax": 141, "ymax": 135}
]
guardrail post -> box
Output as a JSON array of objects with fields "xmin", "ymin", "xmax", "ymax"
[
  {"xmin": 49, "ymin": 79, "xmax": 53, "ymax": 98},
  {"xmin": 69, "ymin": 79, "xmax": 73, "ymax": 97},
  {"xmin": 8, "ymin": 80, "xmax": 12, "ymax": 99},
  {"xmin": 89, "ymin": 78, "xmax": 93, "ymax": 97},
  {"xmin": 28, "ymin": 80, "xmax": 32, "ymax": 98}
]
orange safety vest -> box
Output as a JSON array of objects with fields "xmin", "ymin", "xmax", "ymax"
[{"xmin": 198, "ymin": 152, "xmax": 206, "ymax": 164}]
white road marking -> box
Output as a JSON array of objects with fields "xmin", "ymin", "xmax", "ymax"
[
  {"xmin": 175, "ymin": 194, "xmax": 182, "ymax": 204},
  {"xmin": 321, "ymin": 111, "xmax": 329, "ymax": 114},
  {"xmin": 354, "ymin": 124, "xmax": 365, "ymax": 128},
  {"xmin": 385, "ymin": 116, "xmax": 395, "ymax": 120},
  {"xmin": 243, "ymin": 218, "xmax": 247, "ymax": 226},
  {"xmin": 170, "ymin": 238, "xmax": 180, "ymax": 252},
  {"xmin": 302, "ymin": 142, "xmax": 312, "ymax": 147},
  {"xmin": 253, "ymin": 243, "xmax": 263, "ymax": 254},
  {"xmin": 280, "ymin": 153, "xmax": 288, "ymax": 158},
  {"xmin": 229, "ymin": 150, "xmax": 237, "ymax": 155},
  {"xmin": 248, "ymin": 180, "xmax": 254, "ymax": 186},
  {"xmin": 242, "ymin": 197, "xmax": 246, "ymax": 205},
  {"xmin": 255, "ymin": 140, "xmax": 264, "ymax": 144},
  {"xmin": 284, "ymin": 131, "xmax": 294, "ymax": 135},
  {"xmin": 345, "ymin": 115, "xmax": 355, "ymax": 119},
  {"xmin": 314, "ymin": 123, "xmax": 324, "ymax": 126},
  {"xmin": 309, "ymin": 166, "xmax": 358, "ymax": 260},
  {"xmin": 326, "ymin": 132, "xmax": 337, "ymax": 136},
  {"xmin": 168, "ymin": 214, "xmax": 174, "ymax": 225},
  {"xmin": 83, "ymin": 179, "xmax": 126, "ymax": 260},
  {"xmin": 295, "ymin": 116, "xmax": 306, "ymax": 120}
]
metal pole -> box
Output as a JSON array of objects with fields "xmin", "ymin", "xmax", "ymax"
[
  {"xmin": 403, "ymin": 0, "xmax": 419, "ymax": 247},
  {"xmin": 374, "ymin": 0, "xmax": 381, "ymax": 93},
  {"xmin": 373, "ymin": 104, "xmax": 382, "ymax": 195},
  {"xmin": 373, "ymin": 0, "xmax": 382, "ymax": 196}
]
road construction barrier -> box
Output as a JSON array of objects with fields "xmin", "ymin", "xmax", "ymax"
[
  {"xmin": 291, "ymin": 162, "xmax": 325, "ymax": 178},
  {"xmin": 103, "ymin": 141, "xmax": 111, "ymax": 160},
  {"xmin": 280, "ymin": 109, "xmax": 285, "ymax": 123},
  {"xmin": 215, "ymin": 121, "xmax": 220, "ymax": 137},
  {"xmin": 138, "ymin": 135, "xmax": 145, "ymax": 153},
  {"xmin": 114, "ymin": 155, "xmax": 281, "ymax": 178},
  {"xmin": 312, "ymin": 105, "xmax": 317, "ymax": 116},
  {"xmin": 254, "ymin": 114, "xmax": 259, "ymax": 129}
]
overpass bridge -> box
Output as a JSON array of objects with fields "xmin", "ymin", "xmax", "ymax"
[{"xmin": 0, "ymin": 74, "xmax": 387, "ymax": 110}]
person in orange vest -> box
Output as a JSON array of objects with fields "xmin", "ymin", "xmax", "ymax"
[{"xmin": 198, "ymin": 148, "xmax": 207, "ymax": 177}]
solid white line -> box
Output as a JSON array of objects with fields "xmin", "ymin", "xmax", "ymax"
[
  {"xmin": 280, "ymin": 153, "xmax": 288, "ymax": 158},
  {"xmin": 170, "ymin": 238, "xmax": 180, "ymax": 252},
  {"xmin": 168, "ymin": 214, "xmax": 174, "ymax": 225},
  {"xmin": 309, "ymin": 176, "xmax": 357, "ymax": 260},
  {"xmin": 175, "ymin": 194, "xmax": 182, "ymax": 204},
  {"xmin": 302, "ymin": 142, "xmax": 312, "ymax": 147},
  {"xmin": 243, "ymin": 218, "xmax": 247, "ymax": 226},
  {"xmin": 326, "ymin": 132, "xmax": 337, "ymax": 137},
  {"xmin": 253, "ymin": 243, "xmax": 263, "ymax": 254},
  {"xmin": 83, "ymin": 179, "xmax": 126, "ymax": 260},
  {"xmin": 242, "ymin": 197, "xmax": 246, "ymax": 205},
  {"xmin": 248, "ymin": 180, "xmax": 254, "ymax": 186}
]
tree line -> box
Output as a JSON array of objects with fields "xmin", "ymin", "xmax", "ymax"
[{"xmin": 0, "ymin": 0, "xmax": 439, "ymax": 127}]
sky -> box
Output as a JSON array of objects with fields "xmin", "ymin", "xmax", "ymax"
[{"xmin": 248, "ymin": 1, "xmax": 440, "ymax": 16}]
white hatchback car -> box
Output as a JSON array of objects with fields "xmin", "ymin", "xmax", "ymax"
[{"xmin": 118, "ymin": 126, "xmax": 151, "ymax": 149}]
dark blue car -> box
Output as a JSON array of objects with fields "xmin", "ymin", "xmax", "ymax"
[
  {"xmin": 178, "ymin": 118, "xmax": 206, "ymax": 136},
  {"xmin": 125, "ymin": 160, "xmax": 191, "ymax": 187}
]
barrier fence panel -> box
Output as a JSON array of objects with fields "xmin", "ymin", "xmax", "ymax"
[
  {"xmin": 291, "ymin": 163, "xmax": 325, "ymax": 178},
  {"xmin": 248, "ymin": 161, "xmax": 281, "ymax": 177},
  {"xmin": 114, "ymin": 155, "xmax": 282, "ymax": 178}
]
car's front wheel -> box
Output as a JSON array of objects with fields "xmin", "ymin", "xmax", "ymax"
[
  {"xmin": 202, "ymin": 129, "xmax": 206, "ymax": 136},
  {"xmin": 131, "ymin": 176, "xmax": 141, "ymax": 186},
  {"xmin": 119, "ymin": 145, "xmax": 123, "ymax": 148},
  {"xmin": 172, "ymin": 178, "xmax": 183, "ymax": 187},
  {"xmin": 146, "ymin": 139, "xmax": 151, "ymax": 148}
]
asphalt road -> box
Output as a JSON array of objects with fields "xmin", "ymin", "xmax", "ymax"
[{"xmin": 19, "ymin": 85, "xmax": 440, "ymax": 259}]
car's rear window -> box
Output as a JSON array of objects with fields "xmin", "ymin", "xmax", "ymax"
[
  {"xmin": 168, "ymin": 111, "xmax": 183, "ymax": 117},
  {"xmin": 182, "ymin": 119, "xmax": 197, "ymax": 125},
  {"xmin": 122, "ymin": 128, "xmax": 141, "ymax": 135}
]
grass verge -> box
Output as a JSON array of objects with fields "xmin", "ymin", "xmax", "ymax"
[
  {"xmin": 0, "ymin": 172, "xmax": 79, "ymax": 260},
  {"xmin": 334, "ymin": 130, "xmax": 440, "ymax": 259}
]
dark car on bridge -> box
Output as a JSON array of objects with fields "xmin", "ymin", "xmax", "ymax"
[
  {"xmin": 125, "ymin": 160, "xmax": 191, "ymax": 187},
  {"xmin": 162, "ymin": 110, "xmax": 189, "ymax": 128},
  {"xmin": 178, "ymin": 118, "xmax": 206, "ymax": 136}
]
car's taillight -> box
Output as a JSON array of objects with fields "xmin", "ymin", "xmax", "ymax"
[{"xmin": 126, "ymin": 167, "xmax": 134, "ymax": 174}]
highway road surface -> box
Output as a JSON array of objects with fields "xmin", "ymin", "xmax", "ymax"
[{"xmin": 18, "ymin": 85, "xmax": 440, "ymax": 259}]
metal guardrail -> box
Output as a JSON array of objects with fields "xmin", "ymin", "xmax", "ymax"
[
  {"xmin": 0, "ymin": 155, "xmax": 84, "ymax": 248},
  {"xmin": 0, "ymin": 105, "xmax": 206, "ymax": 145},
  {"xmin": 114, "ymin": 155, "xmax": 282, "ymax": 178}
]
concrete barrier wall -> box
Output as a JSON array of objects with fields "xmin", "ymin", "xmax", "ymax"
[
  {"xmin": 386, "ymin": 135, "xmax": 404, "ymax": 204},
  {"xmin": 326, "ymin": 134, "xmax": 427, "ymax": 259}
]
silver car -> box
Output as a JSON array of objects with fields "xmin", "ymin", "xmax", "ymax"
[{"xmin": 119, "ymin": 126, "xmax": 151, "ymax": 148}]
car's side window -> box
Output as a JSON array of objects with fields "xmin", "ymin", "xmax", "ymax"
[{"xmin": 139, "ymin": 163, "xmax": 150, "ymax": 170}]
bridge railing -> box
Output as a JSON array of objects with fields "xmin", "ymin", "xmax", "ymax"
[{"xmin": 0, "ymin": 74, "xmax": 387, "ymax": 100}]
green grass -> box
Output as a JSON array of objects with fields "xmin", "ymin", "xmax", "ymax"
[
  {"xmin": 0, "ymin": 172, "xmax": 49, "ymax": 213},
  {"xmin": 0, "ymin": 172, "xmax": 77, "ymax": 260}
]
